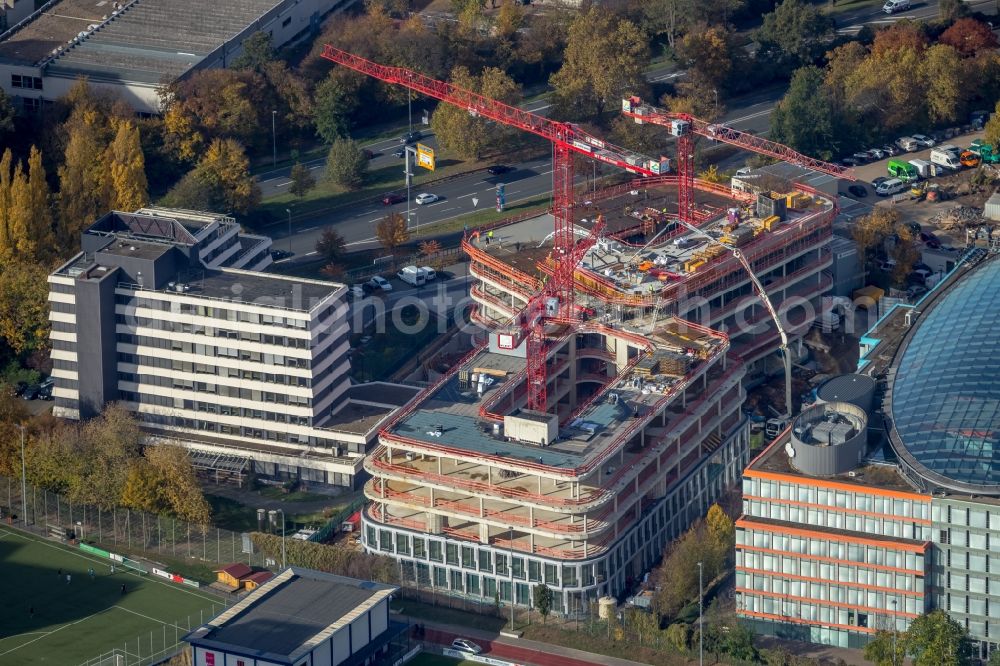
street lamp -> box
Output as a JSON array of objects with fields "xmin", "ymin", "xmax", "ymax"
[
  {"xmin": 271, "ymin": 110, "xmax": 277, "ymax": 168},
  {"xmin": 891, "ymin": 599, "xmax": 898, "ymax": 666},
  {"xmin": 19, "ymin": 425, "xmax": 26, "ymax": 526},
  {"xmin": 508, "ymin": 526, "xmax": 515, "ymax": 631},
  {"xmin": 268, "ymin": 509, "xmax": 286, "ymax": 570},
  {"xmin": 285, "ymin": 208, "xmax": 292, "ymax": 254},
  {"xmin": 697, "ymin": 561, "xmax": 704, "ymax": 666}
]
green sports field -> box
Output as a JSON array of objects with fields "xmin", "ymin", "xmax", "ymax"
[{"xmin": 0, "ymin": 526, "xmax": 224, "ymax": 665}]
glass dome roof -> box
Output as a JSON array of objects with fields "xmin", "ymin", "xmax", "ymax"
[{"xmin": 890, "ymin": 259, "xmax": 1000, "ymax": 490}]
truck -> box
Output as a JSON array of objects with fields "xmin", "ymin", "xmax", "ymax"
[
  {"xmin": 969, "ymin": 140, "xmax": 1000, "ymax": 164},
  {"xmin": 908, "ymin": 158, "xmax": 932, "ymax": 179},
  {"xmin": 853, "ymin": 285, "xmax": 884, "ymax": 310},
  {"xmin": 930, "ymin": 149, "xmax": 961, "ymax": 171},
  {"xmin": 397, "ymin": 266, "xmax": 426, "ymax": 287},
  {"xmin": 887, "ymin": 159, "xmax": 917, "ymax": 182}
]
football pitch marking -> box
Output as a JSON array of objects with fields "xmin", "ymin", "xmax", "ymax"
[
  {"xmin": 0, "ymin": 526, "xmax": 220, "ymax": 604},
  {"xmin": 0, "ymin": 608, "xmax": 114, "ymax": 657}
]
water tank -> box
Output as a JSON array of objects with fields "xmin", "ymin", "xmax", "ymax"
[
  {"xmin": 787, "ymin": 402, "xmax": 868, "ymax": 476},
  {"xmin": 598, "ymin": 596, "xmax": 617, "ymax": 619},
  {"xmin": 816, "ymin": 374, "xmax": 876, "ymax": 414}
]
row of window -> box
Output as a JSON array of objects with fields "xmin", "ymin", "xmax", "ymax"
[
  {"xmin": 743, "ymin": 500, "xmax": 930, "ymax": 541},
  {"xmin": 940, "ymin": 528, "xmax": 999, "ymax": 552},
  {"xmin": 737, "ymin": 549, "xmax": 924, "ymax": 583},
  {"xmin": 736, "ymin": 572, "xmax": 922, "ymax": 614},
  {"xmin": 118, "ymin": 353, "xmax": 312, "ymax": 387},
  {"xmin": 741, "ymin": 593, "xmax": 878, "ymax": 629},
  {"xmin": 738, "ymin": 528, "xmax": 925, "ymax": 569},
  {"xmin": 115, "ymin": 293, "xmax": 338, "ymax": 329},
  {"xmin": 115, "ymin": 333, "xmax": 313, "ymax": 366},
  {"xmin": 134, "ymin": 410, "xmax": 351, "ymax": 450},
  {"xmin": 117, "ymin": 371, "xmax": 313, "ymax": 402},
  {"xmin": 741, "ymin": 478, "xmax": 930, "ymax": 520},
  {"xmin": 11, "ymin": 75, "xmax": 42, "ymax": 90},
  {"xmin": 117, "ymin": 380, "xmax": 313, "ymax": 421},
  {"xmin": 116, "ymin": 316, "xmax": 313, "ymax": 350}
]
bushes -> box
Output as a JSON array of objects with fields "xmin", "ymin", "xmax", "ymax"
[{"xmin": 250, "ymin": 532, "xmax": 398, "ymax": 584}]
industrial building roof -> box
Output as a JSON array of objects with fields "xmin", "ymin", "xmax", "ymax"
[
  {"xmin": 2, "ymin": 0, "xmax": 283, "ymax": 81},
  {"xmin": 186, "ymin": 568, "xmax": 396, "ymax": 662},
  {"xmin": 889, "ymin": 255, "xmax": 1000, "ymax": 491}
]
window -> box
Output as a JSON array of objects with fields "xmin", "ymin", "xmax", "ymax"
[
  {"xmin": 528, "ymin": 560, "xmax": 541, "ymax": 582},
  {"xmin": 281, "ymin": 16, "xmax": 291, "ymax": 27},
  {"xmin": 429, "ymin": 541, "xmax": 443, "ymax": 562},
  {"xmin": 446, "ymin": 543, "xmax": 459, "ymax": 566},
  {"xmin": 11, "ymin": 74, "xmax": 42, "ymax": 90},
  {"xmin": 461, "ymin": 546, "xmax": 475, "ymax": 569}
]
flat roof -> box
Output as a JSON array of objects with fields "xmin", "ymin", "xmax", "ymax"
[
  {"xmin": 188, "ymin": 568, "xmax": 396, "ymax": 661},
  {"xmin": 385, "ymin": 318, "xmax": 727, "ymax": 470},
  {"xmin": 15, "ymin": 0, "xmax": 284, "ymax": 80},
  {"xmin": 96, "ymin": 237, "xmax": 175, "ymax": 261},
  {"xmin": 195, "ymin": 269, "xmax": 340, "ymax": 312},
  {"xmin": 0, "ymin": 0, "xmax": 107, "ymax": 65}
]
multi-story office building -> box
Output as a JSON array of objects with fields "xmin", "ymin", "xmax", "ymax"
[
  {"xmin": 48, "ymin": 208, "xmax": 416, "ymax": 488},
  {"xmin": 736, "ymin": 250, "xmax": 1000, "ymax": 660},
  {"xmin": 361, "ymin": 176, "xmax": 840, "ymax": 613}
]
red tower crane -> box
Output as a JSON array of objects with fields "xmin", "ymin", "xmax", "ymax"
[
  {"xmin": 321, "ymin": 46, "xmax": 648, "ymax": 412},
  {"xmin": 621, "ymin": 96, "xmax": 856, "ymax": 223}
]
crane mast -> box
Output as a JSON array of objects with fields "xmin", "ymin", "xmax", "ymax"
[{"xmin": 321, "ymin": 46, "xmax": 640, "ymax": 412}]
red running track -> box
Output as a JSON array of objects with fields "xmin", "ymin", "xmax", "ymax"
[{"xmin": 425, "ymin": 627, "xmax": 607, "ymax": 666}]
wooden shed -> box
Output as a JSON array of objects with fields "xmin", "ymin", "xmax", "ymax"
[
  {"xmin": 215, "ymin": 563, "xmax": 253, "ymax": 589},
  {"xmin": 244, "ymin": 571, "xmax": 274, "ymax": 591}
]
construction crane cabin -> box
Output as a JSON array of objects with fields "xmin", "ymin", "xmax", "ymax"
[{"xmin": 325, "ymin": 47, "xmax": 847, "ymax": 614}]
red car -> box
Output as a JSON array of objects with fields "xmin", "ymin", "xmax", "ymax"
[{"xmin": 382, "ymin": 193, "xmax": 405, "ymax": 205}]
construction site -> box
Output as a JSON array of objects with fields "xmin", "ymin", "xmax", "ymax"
[{"xmin": 320, "ymin": 48, "xmax": 850, "ymax": 613}]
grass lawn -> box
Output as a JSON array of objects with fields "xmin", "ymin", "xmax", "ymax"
[
  {"xmin": 410, "ymin": 194, "xmax": 551, "ymax": 241},
  {"xmin": 0, "ymin": 526, "xmax": 223, "ymax": 665},
  {"xmin": 255, "ymin": 486, "xmax": 331, "ymax": 503}
]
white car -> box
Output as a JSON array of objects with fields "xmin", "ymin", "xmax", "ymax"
[
  {"xmin": 367, "ymin": 276, "xmax": 393, "ymax": 291},
  {"xmin": 883, "ymin": 0, "xmax": 910, "ymax": 13},
  {"xmin": 414, "ymin": 193, "xmax": 439, "ymax": 205},
  {"xmin": 451, "ymin": 638, "xmax": 482, "ymax": 654},
  {"xmin": 911, "ymin": 134, "xmax": 935, "ymax": 148}
]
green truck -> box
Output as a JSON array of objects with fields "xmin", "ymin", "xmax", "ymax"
[
  {"xmin": 970, "ymin": 140, "xmax": 1000, "ymax": 164},
  {"xmin": 887, "ymin": 159, "xmax": 918, "ymax": 181}
]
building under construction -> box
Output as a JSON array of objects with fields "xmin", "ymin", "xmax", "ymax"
[
  {"xmin": 361, "ymin": 174, "xmax": 838, "ymax": 614},
  {"xmin": 319, "ymin": 47, "xmax": 845, "ymax": 613}
]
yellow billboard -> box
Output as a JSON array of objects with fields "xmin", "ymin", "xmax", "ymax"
[{"xmin": 416, "ymin": 143, "xmax": 435, "ymax": 171}]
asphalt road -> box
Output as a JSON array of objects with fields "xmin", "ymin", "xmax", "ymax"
[{"xmin": 834, "ymin": 0, "xmax": 996, "ymax": 34}]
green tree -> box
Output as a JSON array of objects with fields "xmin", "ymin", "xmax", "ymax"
[
  {"xmin": 865, "ymin": 628, "xmax": 906, "ymax": 666},
  {"xmin": 705, "ymin": 503, "xmax": 734, "ymax": 564},
  {"xmin": 289, "ymin": 162, "xmax": 316, "ymax": 199},
  {"xmin": 106, "ymin": 120, "xmax": 149, "ymax": 211},
  {"xmin": 641, "ymin": 0, "xmax": 695, "ymax": 49},
  {"xmin": 313, "ymin": 72, "xmax": 360, "ymax": 144},
  {"xmin": 771, "ymin": 66, "xmax": 841, "ymax": 160},
  {"xmin": 988, "ymin": 649, "xmax": 1000, "ymax": 666},
  {"xmin": 316, "ymin": 227, "xmax": 347, "ymax": 264},
  {"xmin": 754, "ymin": 0, "xmax": 835, "ymax": 70},
  {"xmin": 325, "ymin": 136, "xmax": 368, "ymax": 189},
  {"xmin": 494, "ymin": 0, "xmax": 525, "ymax": 40},
  {"xmin": 0, "ymin": 149, "xmax": 13, "ymax": 260},
  {"xmin": 375, "ymin": 212, "xmax": 409, "ymax": 254},
  {"xmin": 231, "ymin": 31, "xmax": 275, "ymax": 71},
  {"xmin": 852, "ymin": 208, "xmax": 899, "ymax": 261},
  {"xmin": 984, "ymin": 101, "xmax": 1000, "ymax": 148},
  {"xmin": 430, "ymin": 66, "xmax": 521, "ymax": 159},
  {"xmin": 550, "ymin": 7, "xmax": 650, "ymax": 121},
  {"xmin": 145, "ymin": 444, "xmax": 210, "ymax": 524},
  {"xmin": 665, "ymin": 622, "xmax": 689, "ymax": 651},
  {"xmin": 921, "ymin": 44, "xmax": 966, "ymax": 125},
  {"xmin": 938, "ymin": 0, "xmax": 968, "ymax": 21},
  {"xmin": 533, "ymin": 583, "xmax": 553, "ymax": 623},
  {"xmin": 724, "ymin": 624, "xmax": 759, "ymax": 662},
  {"xmin": 0, "ymin": 260, "xmax": 51, "ymax": 354},
  {"xmin": 906, "ymin": 609, "xmax": 973, "ymax": 666},
  {"xmin": 121, "ymin": 459, "xmax": 164, "ymax": 514},
  {"xmin": 677, "ymin": 25, "xmax": 734, "ymax": 91}
]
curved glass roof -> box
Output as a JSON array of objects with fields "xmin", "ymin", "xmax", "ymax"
[{"xmin": 891, "ymin": 259, "xmax": 1000, "ymax": 489}]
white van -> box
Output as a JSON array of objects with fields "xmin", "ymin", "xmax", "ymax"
[
  {"xmin": 930, "ymin": 149, "xmax": 961, "ymax": 171},
  {"xmin": 397, "ymin": 266, "xmax": 426, "ymax": 287},
  {"xmin": 896, "ymin": 136, "xmax": 919, "ymax": 152},
  {"xmin": 883, "ymin": 0, "xmax": 910, "ymax": 13},
  {"xmin": 875, "ymin": 178, "xmax": 907, "ymax": 196}
]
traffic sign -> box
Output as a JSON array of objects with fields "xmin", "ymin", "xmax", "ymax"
[{"xmin": 416, "ymin": 143, "xmax": 435, "ymax": 171}]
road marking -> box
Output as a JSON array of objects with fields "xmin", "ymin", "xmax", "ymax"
[
  {"xmin": 304, "ymin": 251, "xmax": 318, "ymax": 256},
  {"xmin": 455, "ymin": 192, "xmax": 481, "ymax": 199},
  {"xmin": 726, "ymin": 108, "xmax": 773, "ymax": 125},
  {"xmin": 274, "ymin": 181, "xmax": 291, "ymax": 188},
  {"xmin": 308, "ymin": 165, "xmax": 322, "ymax": 170}
]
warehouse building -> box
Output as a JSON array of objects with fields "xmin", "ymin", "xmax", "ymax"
[
  {"xmin": 185, "ymin": 568, "xmax": 409, "ymax": 666},
  {"xmin": 736, "ymin": 249, "xmax": 1000, "ymax": 660},
  {"xmin": 48, "ymin": 207, "xmax": 417, "ymax": 488},
  {"xmin": 0, "ymin": 0, "xmax": 354, "ymax": 113}
]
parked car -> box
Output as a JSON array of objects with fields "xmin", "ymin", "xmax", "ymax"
[
  {"xmin": 911, "ymin": 134, "xmax": 935, "ymax": 148},
  {"xmin": 487, "ymin": 164, "xmax": 513, "ymax": 175},
  {"xmin": 896, "ymin": 137, "xmax": 918, "ymax": 152},
  {"xmin": 419, "ymin": 266, "xmax": 437, "ymax": 281},
  {"xmin": 451, "ymin": 639, "xmax": 483, "ymax": 655},
  {"xmin": 875, "ymin": 178, "xmax": 907, "ymax": 196},
  {"xmin": 21, "ymin": 385, "xmax": 40, "ymax": 400},
  {"xmin": 840, "ymin": 157, "xmax": 861, "ymax": 167},
  {"xmin": 382, "ymin": 192, "xmax": 405, "ymax": 205},
  {"xmin": 414, "ymin": 192, "xmax": 439, "ymax": 205},
  {"xmin": 883, "ymin": 0, "xmax": 910, "ymax": 13},
  {"xmin": 871, "ymin": 176, "xmax": 889, "ymax": 188},
  {"xmin": 971, "ymin": 110, "xmax": 990, "ymax": 130},
  {"xmin": 349, "ymin": 285, "xmax": 366, "ymax": 299},
  {"xmin": 270, "ymin": 249, "xmax": 293, "ymax": 261},
  {"xmin": 361, "ymin": 148, "xmax": 376, "ymax": 159},
  {"xmin": 851, "ymin": 151, "xmax": 872, "ymax": 163},
  {"xmin": 881, "ymin": 144, "xmax": 899, "ymax": 157},
  {"xmin": 847, "ymin": 184, "xmax": 868, "ymax": 198},
  {"xmin": 367, "ymin": 276, "xmax": 393, "ymax": 291},
  {"xmin": 399, "ymin": 131, "xmax": 422, "ymax": 144},
  {"xmin": 867, "ymin": 148, "xmax": 886, "ymax": 160}
]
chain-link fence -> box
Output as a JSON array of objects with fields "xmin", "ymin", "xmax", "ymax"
[
  {"xmin": 75, "ymin": 605, "xmax": 223, "ymax": 666},
  {"xmin": 1, "ymin": 476, "xmax": 269, "ymax": 569}
]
